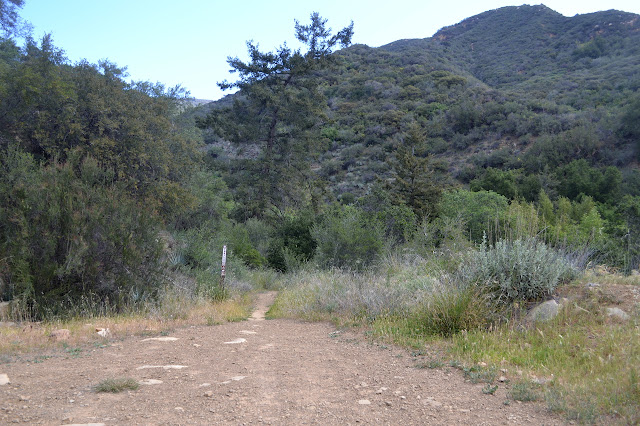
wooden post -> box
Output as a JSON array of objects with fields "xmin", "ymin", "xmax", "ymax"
[{"xmin": 220, "ymin": 245, "xmax": 227, "ymax": 292}]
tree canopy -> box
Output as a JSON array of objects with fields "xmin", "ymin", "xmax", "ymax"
[{"xmin": 199, "ymin": 13, "xmax": 353, "ymax": 214}]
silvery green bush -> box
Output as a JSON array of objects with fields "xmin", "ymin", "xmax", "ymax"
[{"xmin": 460, "ymin": 238, "xmax": 578, "ymax": 303}]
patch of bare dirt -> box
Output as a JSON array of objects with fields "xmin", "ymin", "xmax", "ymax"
[{"xmin": 0, "ymin": 292, "xmax": 563, "ymax": 425}]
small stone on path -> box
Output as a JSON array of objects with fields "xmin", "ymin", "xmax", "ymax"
[
  {"xmin": 239, "ymin": 330, "xmax": 257, "ymax": 335},
  {"xmin": 139, "ymin": 379, "xmax": 163, "ymax": 385},
  {"xmin": 223, "ymin": 338, "xmax": 247, "ymax": 344},
  {"xmin": 67, "ymin": 423, "xmax": 106, "ymax": 426},
  {"xmin": 136, "ymin": 365, "xmax": 188, "ymax": 370},
  {"xmin": 141, "ymin": 337, "xmax": 179, "ymax": 342},
  {"xmin": 0, "ymin": 374, "xmax": 10, "ymax": 385},
  {"xmin": 358, "ymin": 399, "xmax": 371, "ymax": 405}
]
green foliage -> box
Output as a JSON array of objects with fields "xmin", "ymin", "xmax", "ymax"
[
  {"xmin": 171, "ymin": 169, "xmax": 233, "ymax": 230},
  {"xmin": 357, "ymin": 184, "xmax": 418, "ymax": 245},
  {"xmin": 438, "ymin": 190, "xmax": 509, "ymax": 243},
  {"xmin": 460, "ymin": 238, "xmax": 577, "ymax": 304},
  {"xmin": 555, "ymin": 160, "xmax": 621, "ymax": 204},
  {"xmin": 1, "ymin": 36, "xmax": 200, "ymax": 219},
  {"xmin": 228, "ymin": 225, "xmax": 266, "ymax": 268},
  {"xmin": 266, "ymin": 210, "xmax": 316, "ymax": 272},
  {"xmin": 619, "ymin": 95, "xmax": 640, "ymax": 156},
  {"xmin": 0, "ymin": 1, "xmax": 26, "ymax": 37},
  {"xmin": 199, "ymin": 13, "xmax": 353, "ymax": 213},
  {"xmin": 509, "ymin": 381, "xmax": 541, "ymax": 402},
  {"xmin": 0, "ymin": 33, "xmax": 217, "ymax": 318},
  {"xmin": 410, "ymin": 285, "xmax": 491, "ymax": 337},
  {"xmin": 572, "ymin": 37, "xmax": 607, "ymax": 59},
  {"xmin": 535, "ymin": 191, "xmax": 607, "ymax": 248},
  {"xmin": 386, "ymin": 124, "xmax": 443, "ymax": 219},
  {"xmin": 0, "ymin": 147, "xmax": 164, "ymax": 316},
  {"xmin": 312, "ymin": 205, "xmax": 383, "ymax": 271},
  {"xmin": 470, "ymin": 168, "xmax": 518, "ymax": 199}
]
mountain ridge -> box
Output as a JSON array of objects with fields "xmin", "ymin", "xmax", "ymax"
[{"xmin": 203, "ymin": 4, "xmax": 640, "ymax": 200}]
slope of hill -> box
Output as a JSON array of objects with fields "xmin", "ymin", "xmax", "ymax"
[{"xmin": 202, "ymin": 4, "xmax": 640, "ymax": 200}]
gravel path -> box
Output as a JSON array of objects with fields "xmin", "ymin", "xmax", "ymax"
[{"xmin": 0, "ymin": 292, "xmax": 563, "ymax": 425}]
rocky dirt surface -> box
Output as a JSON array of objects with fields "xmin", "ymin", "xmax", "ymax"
[{"xmin": 0, "ymin": 292, "xmax": 564, "ymax": 425}]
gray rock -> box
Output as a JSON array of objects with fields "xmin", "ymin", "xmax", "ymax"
[
  {"xmin": 525, "ymin": 300, "xmax": 561, "ymax": 323},
  {"xmin": 0, "ymin": 373, "xmax": 9, "ymax": 385},
  {"xmin": 606, "ymin": 307, "xmax": 630, "ymax": 321}
]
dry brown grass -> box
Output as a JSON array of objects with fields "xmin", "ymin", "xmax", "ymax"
[{"xmin": 0, "ymin": 294, "xmax": 252, "ymax": 358}]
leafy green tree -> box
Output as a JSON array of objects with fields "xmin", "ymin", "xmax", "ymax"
[
  {"xmin": 619, "ymin": 95, "xmax": 640, "ymax": 160},
  {"xmin": 438, "ymin": 190, "xmax": 509, "ymax": 243},
  {"xmin": 555, "ymin": 159, "xmax": 621, "ymax": 204},
  {"xmin": 0, "ymin": 35, "xmax": 200, "ymax": 220},
  {"xmin": 312, "ymin": 205, "xmax": 383, "ymax": 271},
  {"xmin": 198, "ymin": 13, "xmax": 353, "ymax": 213},
  {"xmin": 470, "ymin": 168, "xmax": 517, "ymax": 199},
  {"xmin": 0, "ymin": 0, "xmax": 26, "ymax": 37},
  {"xmin": 266, "ymin": 210, "xmax": 317, "ymax": 271},
  {"xmin": 0, "ymin": 147, "xmax": 164, "ymax": 316}
]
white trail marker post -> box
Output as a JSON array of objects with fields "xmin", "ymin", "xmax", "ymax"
[{"xmin": 220, "ymin": 245, "xmax": 227, "ymax": 293}]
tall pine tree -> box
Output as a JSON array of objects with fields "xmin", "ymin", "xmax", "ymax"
[
  {"xmin": 198, "ymin": 13, "xmax": 353, "ymax": 215},
  {"xmin": 387, "ymin": 123, "xmax": 442, "ymax": 219}
]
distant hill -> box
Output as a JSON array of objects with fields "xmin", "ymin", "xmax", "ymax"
[{"xmin": 202, "ymin": 4, "xmax": 640, "ymax": 199}]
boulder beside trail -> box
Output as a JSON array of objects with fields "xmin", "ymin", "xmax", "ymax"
[
  {"xmin": 525, "ymin": 300, "xmax": 562, "ymax": 324},
  {"xmin": 606, "ymin": 307, "xmax": 630, "ymax": 321}
]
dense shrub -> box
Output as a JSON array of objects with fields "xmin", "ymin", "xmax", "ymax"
[
  {"xmin": 266, "ymin": 211, "xmax": 316, "ymax": 272},
  {"xmin": 0, "ymin": 148, "xmax": 164, "ymax": 317},
  {"xmin": 312, "ymin": 205, "xmax": 384, "ymax": 271},
  {"xmin": 460, "ymin": 238, "xmax": 578, "ymax": 304},
  {"xmin": 438, "ymin": 190, "xmax": 509, "ymax": 243}
]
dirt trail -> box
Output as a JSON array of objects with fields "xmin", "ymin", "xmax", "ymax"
[{"xmin": 1, "ymin": 292, "xmax": 563, "ymax": 425}]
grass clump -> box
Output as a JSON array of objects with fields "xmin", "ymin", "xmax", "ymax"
[
  {"xmin": 462, "ymin": 365, "xmax": 498, "ymax": 384},
  {"xmin": 94, "ymin": 377, "xmax": 139, "ymax": 393},
  {"xmin": 409, "ymin": 285, "xmax": 493, "ymax": 337},
  {"xmin": 509, "ymin": 381, "xmax": 541, "ymax": 402}
]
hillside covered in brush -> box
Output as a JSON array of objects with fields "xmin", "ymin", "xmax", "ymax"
[{"xmin": 203, "ymin": 5, "xmax": 640, "ymax": 200}]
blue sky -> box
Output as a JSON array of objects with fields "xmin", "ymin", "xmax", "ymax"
[{"xmin": 18, "ymin": 1, "xmax": 640, "ymax": 100}]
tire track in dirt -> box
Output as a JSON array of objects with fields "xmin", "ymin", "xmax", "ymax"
[{"xmin": 1, "ymin": 292, "xmax": 563, "ymax": 425}]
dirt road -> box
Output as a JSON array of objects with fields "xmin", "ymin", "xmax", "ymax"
[{"xmin": 1, "ymin": 292, "xmax": 562, "ymax": 425}]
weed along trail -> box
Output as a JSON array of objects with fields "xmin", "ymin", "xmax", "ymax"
[{"xmin": 1, "ymin": 292, "xmax": 562, "ymax": 425}]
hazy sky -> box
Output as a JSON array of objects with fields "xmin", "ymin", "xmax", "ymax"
[{"xmin": 18, "ymin": 1, "xmax": 640, "ymax": 100}]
